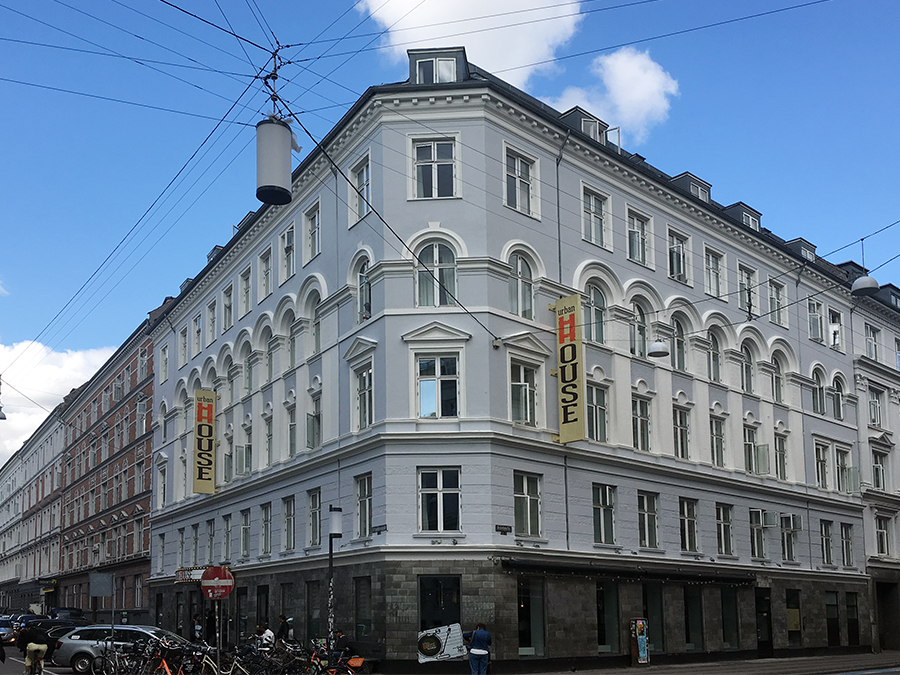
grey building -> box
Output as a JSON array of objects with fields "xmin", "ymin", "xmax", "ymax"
[{"xmin": 147, "ymin": 46, "xmax": 894, "ymax": 668}]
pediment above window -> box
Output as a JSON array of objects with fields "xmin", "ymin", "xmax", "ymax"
[
  {"xmin": 500, "ymin": 332, "xmax": 553, "ymax": 357},
  {"xmin": 342, "ymin": 336, "xmax": 378, "ymax": 362},
  {"xmin": 401, "ymin": 321, "xmax": 472, "ymax": 345},
  {"xmin": 869, "ymin": 430, "xmax": 894, "ymax": 447}
]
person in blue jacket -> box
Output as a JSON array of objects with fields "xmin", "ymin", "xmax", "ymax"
[{"xmin": 462, "ymin": 623, "xmax": 491, "ymax": 675}]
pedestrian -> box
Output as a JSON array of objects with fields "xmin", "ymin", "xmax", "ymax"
[
  {"xmin": 275, "ymin": 615, "xmax": 291, "ymax": 648},
  {"xmin": 205, "ymin": 609, "xmax": 216, "ymax": 646},
  {"xmin": 258, "ymin": 623, "xmax": 275, "ymax": 650},
  {"xmin": 329, "ymin": 628, "xmax": 351, "ymax": 665},
  {"xmin": 16, "ymin": 625, "xmax": 50, "ymax": 675},
  {"xmin": 462, "ymin": 623, "xmax": 491, "ymax": 675},
  {"xmin": 193, "ymin": 614, "xmax": 203, "ymax": 642}
]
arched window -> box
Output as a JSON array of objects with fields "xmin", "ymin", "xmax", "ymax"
[
  {"xmin": 740, "ymin": 343, "xmax": 754, "ymax": 393},
  {"xmin": 417, "ymin": 242, "xmax": 456, "ymax": 307},
  {"xmin": 508, "ymin": 254, "xmax": 533, "ymax": 319},
  {"xmin": 832, "ymin": 378, "xmax": 844, "ymax": 420},
  {"xmin": 584, "ymin": 284, "xmax": 605, "ymax": 343},
  {"xmin": 159, "ymin": 402, "xmax": 168, "ymax": 442},
  {"xmin": 306, "ymin": 291, "xmax": 322, "ymax": 354},
  {"xmin": 771, "ymin": 355, "xmax": 784, "ymax": 404},
  {"xmin": 357, "ymin": 259, "xmax": 371, "ymax": 323},
  {"xmin": 812, "ymin": 370, "xmax": 826, "ymax": 414},
  {"xmin": 630, "ymin": 303, "xmax": 647, "ymax": 358},
  {"xmin": 707, "ymin": 332, "xmax": 722, "ymax": 382},
  {"xmin": 240, "ymin": 343, "xmax": 253, "ymax": 395},
  {"xmin": 671, "ymin": 319, "xmax": 686, "ymax": 371}
]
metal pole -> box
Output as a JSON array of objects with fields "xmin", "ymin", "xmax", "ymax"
[
  {"xmin": 216, "ymin": 600, "xmax": 221, "ymax": 675},
  {"xmin": 326, "ymin": 505, "xmax": 342, "ymax": 657}
]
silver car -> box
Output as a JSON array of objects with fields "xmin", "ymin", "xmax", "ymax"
[{"xmin": 52, "ymin": 625, "xmax": 190, "ymax": 673}]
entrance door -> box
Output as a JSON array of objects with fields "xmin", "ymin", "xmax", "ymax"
[
  {"xmin": 755, "ymin": 588, "xmax": 773, "ymax": 658},
  {"xmin": 876, "ymin": 582, "xmax": 900, "ymax": 650}
]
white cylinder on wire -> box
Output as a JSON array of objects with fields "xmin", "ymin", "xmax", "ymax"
[{"xmin": 256, "ymin": 118, "xmax": 293, "ymax": 205}]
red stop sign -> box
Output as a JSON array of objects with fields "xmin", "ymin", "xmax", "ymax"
[{"xmin": 201, "ymin": 566, "xmax": 234, "ymax": 599}]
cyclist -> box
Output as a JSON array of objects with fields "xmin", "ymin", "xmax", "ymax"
[{"xmin": 16, "ymin": 624, "xmax": 50, "ymax": 675}]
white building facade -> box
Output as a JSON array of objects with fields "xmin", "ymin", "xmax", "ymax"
[{"xmin": 147, "ymin": 47, "xmax": 898, "ymax": 667}]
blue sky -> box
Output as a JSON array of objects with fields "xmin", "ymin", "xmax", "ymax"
[{"xmin": 1, "ymin": 0, "xmax": 899, "ymax": 458}]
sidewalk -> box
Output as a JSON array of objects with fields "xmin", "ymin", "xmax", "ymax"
[{"xmin": 540, "ymin": 651, "xmax": 900, "ymax": 675}]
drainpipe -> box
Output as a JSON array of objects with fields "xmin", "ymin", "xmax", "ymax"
[{"xmin": 555, "ymin": 131, "xmax": 571, "ymax": 284}]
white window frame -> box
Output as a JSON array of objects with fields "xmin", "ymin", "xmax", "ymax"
[
  {"xmin": 815, "ymin": 442, "xmax": 830, "ymax": 489},
  {"xmin": 827, "ymin": 308, "xmax": 844, "ymax": 351},
  {"xmin": 808, "ymin": 298, "xmax": 824, "ymax": 342},
  {"xmin": 592, "ymin": 484, "xmax": 615, "ymax": 545},
  {"xmin": 679, "ymin": 497, "xmax": 699, "ymax": 552},
  {"xmin": 738, "ymin": 263, "xmax": 757, "ymax": 314},
  {"xmin": 280, "ymin": 224, "xmax": 295, "ymax": 283},
  {"xmin": 667, "ymin": 228, "xmax": 690, "ymax": 284},
  {"xmin": 504, "ymin": 143, "xmax": 540, "ymax": 219},
  {"xmin": 417, "ymin": 354, "xmax": 459, "ymax": 419},
  {"xmin": 240, "ymin": 509, "xmax": 250, "ymax": 558},
  {"xmin": 586, "ymin": 383, "xmax": 607, "ymax": 442},
  {"xmin": 876, "ymin": 515, "xmax": 891, "ymax": 556},
  {"xmin": 206, "ymin": 300, "xmax": 217, "ymax": 346},
  {"xmin": 351, "ymin": 154, "xmax": 371, "ymax": 222},
  {"xmin": 259, "ymin": 248, "xmax": 272, "ymax": 299},
  {"xmin": 283, "ymin": 497, "xmax": 295, "ymax": 551},
  {"xmin": 637, "ymin": 491, "xmax": 658, "ymax": 549},
  {"xmin": 416, "ymin": 241, "xmax": 457, "ymax": 307},
  {"xmin": 769, "ymin": 279, "xmax": 786, "ymax": 326},
  {"xmin": 820, "ymin": 520, "xmax": 833, "ymax": 565},
  {"xmin": 192, "ymin": 315, "xmax": 202, "ymax": 357},
  {"xmin": 582, "ymin": 185, "xmax": 610, "ymax": 248},
  {"xmin": 304, "ymin": 202, "xmax": 321, "ymax": 264},
  {"xmin": 223, "ymin": 284, "xmax": 233, "ymax": 330},
  {"xmin": 632, "ymin": 397, "xmax": 651, "ymax": 452},
  {"xmin": 866, "ymin": 324, "xmax": 881, "ymax": 361},
  {"xmin": 584, "ymin": 283, "xmax": 606, "ymax": 344},
  {"xmin": 511, "ymin": 360, "xmax": 538, "ymax": 427},
  {"xmin": 749, "ymin": 508, "xmax": 766, "ymax": 558},
  {"xmin": 514, "ymin": 471, "xmax": 541, "ymax": 538},
  {"xmin": 508, "ymin": 253, "xmax": 534, "ymax": 319},
  {"xmin": 418, "ymin": 468, "xmax": 461, "ymax": 533},
  {"xmin": 627, "ymin": 209, "xmax": 651, "ymax": 266},
  {"xmin": 415, "ymin": 57, "xmax": 456, "ymax": 84},
  {"xmin": 239, "ymin": 267, "xmax": 252, "ymax": 317},
  {"xmin": 673, "ymin": 408, "xmax": 690, "ymax": 459},
  {"xmin": 716, "ymin": 504, "xmax": 733, "ymax": 555},
  {"xmin": 356, "ymin": 473, "xmax": 373, "ymax": 538},
  {"xmin": 873, "ymin": 450, "xmax": 887, "ymax": 491},
  {"xmin": 410, "ymin": 135, "xmax": 459, "ymax": 200},
  {"xmin": 355, "ymin": 363, "xmax": 374, "ymax": 431},
  {"xmin": 841, "ymin": 523, "xmax": 853, "ymax": 566},
  {"xmin": 775, "ymin": 434, "xmax": 788, "ymax": 481},
  {"xmin": 308, "ymin": 488, "xmax": 321, "ymax": 547},
  {"xmin": 710, "ymin": 417, "xmax": 725, "ymax": 467},
  {"xmin": 869, "ymin": 387, "xmax": 884, "ymax": 427},
  {"xmin": 704, "ymin": 247, "xmax": 724, "ymax": 298},
  {"xmin": 261, "ymin": 502, "xmax": 272, "ymax": 555}
]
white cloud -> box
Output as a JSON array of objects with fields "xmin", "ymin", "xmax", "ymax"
[
  {"xmin": 0, "ymin": 340, "xmax": 115, "ymax": 464},
  {"xmin": 546, "ymin": 47, "xmax": 679, "ymax": 145},
  {"xmin": 0, "ymin": 281, "xmax": 8, "ymax": 296},
  {"xmin": 356, "ymin": 0, "xmax": 583, "ymax": 89}
]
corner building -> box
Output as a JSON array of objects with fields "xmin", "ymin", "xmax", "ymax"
[{"xmin": 149, "ymin": 47, "xmax": 890, "ymax": 668}]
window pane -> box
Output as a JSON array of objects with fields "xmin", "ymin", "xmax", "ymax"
[
  {"xmin": 440, "ymin": 379, "xmax": 457, "ymax": 417},
  {"xmin": 421, "ymin": 471, "xmax": 438, "ymax": 489},
  {"xmin": 416, "ymin": 165, "xmax": 432, "ymax": 198},
  {"xmin": 436, "ymin": 143, "xmax": 453, "ymax": 161},
  {"xmin": 419, "ymin": 358, "xmax": 436, "ymax": 377},
  {"xmin": 422, "ymin": 493, "xmax": 438, "ymax": 530},
  {"xmin": 440, "ymin": 357, "xmax": 456, "ymax": 376},
  {"xmin": 436, "ymin": 163, "xmax": 454, "ymax": 197},
  {"xmin": 442, "ymin": 469, "xmax": 459, "ymax": 489},
  {"xmin": 420, "ymin": 380, "xmax": 437, "ymax": 418},
  {"xmin": 442, "ymin": 493, "xmax": 459, "ymax": 530},
  {"xmin": 417, "ymin": 60, "xmax": 434, "ymax": 84}
]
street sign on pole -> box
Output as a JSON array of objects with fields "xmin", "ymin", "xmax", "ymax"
[{"xmin": 200, "ymin": 566, "xmax": 234, "ymax": 599}]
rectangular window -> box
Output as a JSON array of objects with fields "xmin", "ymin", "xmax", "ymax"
[
  {"xmin": 841, "ymin": 523, "xmax": 853, "ymax": 566},
  {"xmin": 815, "ymin": 443, "xmax": 830, "ymax": 489},
  {"xmin": 866, "ymin": 323, "xmax": 880, "ymax": 360},
  {"xmin": 836, "ymin": 448, "xmax": 851, "ymax": 493},
  {"xmin": 716, "ymin": 504, "xmax": 733, "ymax": 555},
  {"xmin": 870, "ymin": 388, "xmax": 884, "ymax": 427},
  {"xmin": 627, "ymin": 211, "xmax": 648, "ymax": 264},
  {"xmin": 632, "ymin": 398, "xmax": 651, "ymax": 452},
  {"xmin": 418, "ymin": 356, "xmax": 458, "ymax": 418},
  {"xmin": 288, "ymin": 408, "xmax": 297, "ymax": 457},
  {"xmin": 828, "ymin": 309, "xmax": 843, "ymax": 350},
  {"xmin": 808, "ymin": 299, "xmax": 824, "ymax": 342},
  {"xmin": 679, "ymin": 498, "xmax": 698, "ymax": 552},
  {"xmin": 357, "ymin": 474, "xmax": 372, "ymax": 538},
  {"xmin": 260, "ymin": 503, "xmax": 271, "ymax": 555},
  {"xmin": 239, "ymin": 268, "xmax": 251, "ymax": 316},
  {"xmin": 305, "ymin": 205, "xmax": 321, "ymax": 261},
  {"xmin": 206, "ymin": 519, "xmax": 214, "ymax": 564},
  {"xmin": 583, "ymin": 188, "xmax": 607, "ymax": 246},
  {"xmin": 781, "ymin": 514, "xmax": 797, "ymax": 562},
  {"xmin": 415, "ymin": 140, "xmax": 455, "ymax": 198},
  {"xmin": 750, "ymin": 508, "xmax": 765, "ymax": 558},
  {"xmin": 307, "ymin": 396, "xmax": 321, "ymax": 449},
  {"xmin": 240, "ymin": 510, "xmax": 250, "ymax": 558},
  {"xmin": 738, "ymin": 264, "xmax": 756, "ymax": 313},
  {"xmin": 283, "ymin": 497, "xmax": 295, "ymax": 551},
  {"xmin": 353, "ymin": 158, "xmax": 370, "ymax": 220},
  {"xmin": 596, "ymin": 581, "xmax": 619, "ymax": 653},
  {"xmin": 877, "ymin": 515, "xmax": 891, "ymax": 556},
  {"xmin": 419, "ymin": 468, "xmax": 460, "ymax": 532},
  {"xmin": 223, "ymin": 514, "xmax": 231, "ymax": 561},
  {"xmin": 820, "ymin": 520, "xmax": 833, "ymax": 565},
  {"xmin": 207, "ymin": 301, "xmax": 217, "ymax": 345},
  {"xmin": 710, "ymin": 418, "xmax": 725, "ymax": 467},
  {"xmin": 673, "ymin": 408, "xmax": 690, "ymax": 459},
  {"xmin": 259, "ymin": 249, "xmax": 272, "ymax": 299},
  {"xmin": 223, "ymin": 285, "xmax": 233, "ymax": 330},
  {"xmin": 514, "ymin": 472, "xmax": 541, "ymax": 537},
  {"xmin": 416, "ymin": 57, "xmax": 456, "ymax": 84},
  {"xmin": 705, "ymin": 249, "xmax": 723, "ymax": 298},
  {"xmin": 586, "ymin": 384, "xmax": 607, "ymax": 442},
  {"xmin": 511, "ymin": 363, "xmax": 537, "ymax": 426},
  {"xmin": 769, "ymin": 280, "xmax": 785, "ymax": 325},
  {"xmin": 637, "ymin": 492, "xmax": 658, "ymax": 548},
  {"xmin": 505, "ymin": 150, "xmax": 535, "ymax": 216},
  {"xmin": 356, "ymin": 365, "xmax": 374, "ymax": 430},
  {"xmin": 873, "ymin": 451, "xmax": 887, "ymax": 491},
  {"xmin": 775, "ymin": 435, "xmax": 788, "ymax": 480},
  {"xmin": 281, "ymin": 225, "xmax": 295, "ymax": 281},
  {"xmin": 178, "ymin": 328, "xmax": 187, "ymax": 368},
  {"xmin": 308, "ymin": 489, "xmax": 321, "ymax": 547},
  {"xmin": 668, "ymin": 230, "xmax": 688, "ymax": 283},
  {"xmin": 744, "ymin": 427, "xmax": 768, "ymax": 475},
  {"xmin": 592, "ymin": 484, "xmax": 615, "ymax": 545},
  {"xmin": 191, "ymin": 315, "xmax": 202, "ymax": 357}
]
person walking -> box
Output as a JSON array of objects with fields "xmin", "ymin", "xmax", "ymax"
[{"xmin": 462, "ymin": 623, "xmax": 491, "ymax": 675}]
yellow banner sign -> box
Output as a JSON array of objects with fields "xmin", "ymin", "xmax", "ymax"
[
  {"xmin": 193, "ymin": 389, "xmax": 216, "ymax": 494},
  {"xmin": 556, "ymin": 294, "xmax": 585, "ymax": 444}
]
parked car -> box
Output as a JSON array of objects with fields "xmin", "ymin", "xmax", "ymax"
[
  {"xmin": 0, "ymin": 617, "xmax": 13, "ymax": 645},
  {"xmin": 42, "ymin": 624, "xmax": 81, "ymax": 664},
  {"xmin": 23, "ymin": 619, "xmax": 89, "ymax": 632},
  {"xmin": 50, "ymin": 608, "xmax": 84, "ymax": 620},
  {"xmin": 53, "ymin": 624, "xmax": 190, "ymax": 674},
  {"xmin": 12, "ymin": 614, "xmax": 47, "ymax": 631}
]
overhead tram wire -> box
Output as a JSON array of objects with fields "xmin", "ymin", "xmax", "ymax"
[
  {"xmin": 1, "ymin": 67, "xmax": 267, "ymax": 378},
  {"xmin": 157, "ymin": 0, "xmax": 274, "ymax": 54},
  {"xmin": 214, "ymin": 0, "xmax": 260, "ymax": 67},
  {"xmin": 243, "ymin": 0, "xmax": 279, "ymax": 51}
]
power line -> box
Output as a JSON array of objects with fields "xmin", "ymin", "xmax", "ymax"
[{"xmin": 157, "ymin": 0, "xmax": 272, "ymax": 53}]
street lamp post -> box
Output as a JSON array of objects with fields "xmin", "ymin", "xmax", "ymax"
[{"xmin": 327, "ymin": 505, "xmax": 342, "ymax": 655}]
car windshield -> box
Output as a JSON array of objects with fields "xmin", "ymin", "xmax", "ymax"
[{"xmin": 0, "ymin": 620, "xmax": 11, "ymax": 628}]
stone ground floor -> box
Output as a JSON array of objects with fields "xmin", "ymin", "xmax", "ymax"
[{"xmin": 148, "ymin": 551, "xmax": 874, "ymax": 672}]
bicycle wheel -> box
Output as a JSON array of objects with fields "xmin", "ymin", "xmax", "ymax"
[{"xmin": 92, "ymin": 656, "xmax": 114, "ymax": 675}]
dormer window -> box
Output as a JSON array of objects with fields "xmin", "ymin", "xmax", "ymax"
[
  {"xmin": 742, "ymin": 212, "xmax": 760, "ymax": 230},
  {"xmin": 417, "ymin": 58, "xmax": 456, "ymax": 84},
  {"xmin": 690, "ymin": 183, "xmax": 710, "ymax": 202},
  {"xmin": 582, "ymin": 118, "xmax": 599, "ymax": 141}
]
